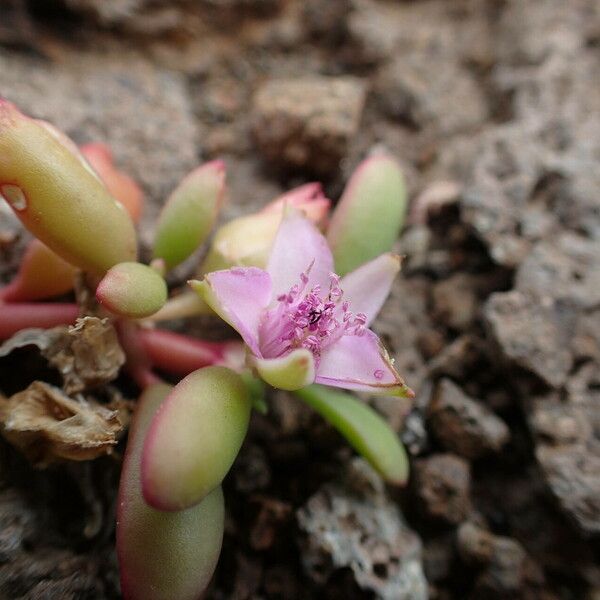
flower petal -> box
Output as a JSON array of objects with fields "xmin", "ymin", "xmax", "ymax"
[
  {"xmin": 267, "ymin": 211, "xmax": 334, "ymax": 297},
  {"xmin": 340, "ymin": 253, "xmax": 400, "ymax": 325},
  {"xmin": 249, "ymin": 348, "xmax": 316, "ymax": 391},
  {"xmin": 315, "ymin": 330, "xmax": 413, "ymax": 397},
  {"xmin": 189, "ymin": 268, "xmax": 271, "ymax": 357}
]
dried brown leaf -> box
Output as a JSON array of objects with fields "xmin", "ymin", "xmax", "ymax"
[
  {"xmin": 47, "ymin": 317, "xmax": 125, "ymax": 394},
  {"xmin": 0, "ymin": 381, "xmax": 126, "ymax": 466},
  {"xmin": 0, "ymin": 317, "xmax": 125, "ymax": 394}
]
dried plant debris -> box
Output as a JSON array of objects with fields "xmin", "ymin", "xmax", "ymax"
[
  {"xmin": 0, "ymin": 317, "xmax": 125, "ymax": 394},
  {"xmin": 47, "ymin": 317, "xmax": 125, "ymax": 394},
  {"xmin": 297, "ymin": 459, "xmax": 427, "ymax": 600},
  {"xmin": 0, "ymin": 381, "xmax": 126, "ymax": 466}
]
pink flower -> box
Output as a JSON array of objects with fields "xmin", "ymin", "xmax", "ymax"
[{"xmin": 191, "ymin": 212, "xmax": 413, "ymax": 397}]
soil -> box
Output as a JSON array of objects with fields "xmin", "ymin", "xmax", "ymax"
[{"xmin": 0, "ymin": 0, "xmax": 599, "ymax": 598}]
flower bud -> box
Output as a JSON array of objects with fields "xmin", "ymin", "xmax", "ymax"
[
  {"xmin": 327, "ymin": 155, "xmax": 407, "ymax": 275},
  {"xmin": 200, "ymin": 183, "xmax": 330, "ymax": 273},
  {"xmin": 96, "ymin": 262, "xmax": 168, "ymax": 319},
  {"xmin": 80, "ymin": 143, "xmax": 144, "ymax": 223},
  {"xmin": 152, "ymin": 161, "xmax": 225, "ymax": 270},
  {"xmin": 0, "ymin": 100, "xmax": 138, "ymax": 273},
  {"xmin": 0, "ymin": 239, "xmax": 77, "ymax": 302},
  {"xmin": 117, "ymin": 384, "xmax": 224, "ymax": 600},
  {"xmin": 141, "ymin": 366, "xmax": 251, "ymax": 511}
]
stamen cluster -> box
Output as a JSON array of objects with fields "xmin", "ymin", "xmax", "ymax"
[{"xmin": 260, "ymin": 266, "xmax": 367, "ymax": 361}]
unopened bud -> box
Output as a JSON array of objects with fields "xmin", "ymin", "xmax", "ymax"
[{"xmin": 200, "ymin": 183, "xmax": 330, "ymax": 273}]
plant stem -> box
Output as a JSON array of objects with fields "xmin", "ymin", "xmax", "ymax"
[
  {"xmin": 142, "ymin": 291, "xmax": 212, "ymax": 322},
  {"xmin": 116, "ymin": 320, "xmax": 162, "ymax": 389},
  {"xmin": 0, "ymin": 302, "xmax": 79, "ymax": 339},
  {"xmin": 139, "ymin": 328, "xmax": 240, "ymax": 376}
]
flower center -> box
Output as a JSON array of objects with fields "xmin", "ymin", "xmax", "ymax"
[{"xmin": 259, "ymin": 265, "xmax": 367, "ymax": 360}]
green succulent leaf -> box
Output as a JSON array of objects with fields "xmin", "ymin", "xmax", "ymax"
[
  {"xmin": 153, "ymin": 161, "xmax": 225, "ymax": 270},
  {"xmin": 117, "ymin": 383, "xmax": 224, "ymax": 600},
  {"xmin": 294, "ymin": 384, "xmax": 409, "ymax": 485},
  {"xmin": 96, "ymin": 262, "xmax": 168, "ymax": 318},
  {"xmin": 327, "ymin": 155, "xmax": 407, "ymax": 276},
  {"xmin": 0, "ymin": 100, "xmax": 137, "ymax": 273},
  {"xmin": 141, "ymin": 366, "xmax": 251, "ymax": 511}
]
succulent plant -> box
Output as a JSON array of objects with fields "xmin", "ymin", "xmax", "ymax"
[{"xmin": 0, "ymin": 101, "xmax": 412, "ymax": 600}]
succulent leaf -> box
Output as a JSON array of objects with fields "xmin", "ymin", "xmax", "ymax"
[
  {"xmin": 0, "ymin": 100, "xmax": 137, "ymax": 273},
  {"xmin": 141, "ymin": 366, "xmax": 251, "ymax": 511},
  {"xmin": 0, "ymin": 239, "xmax": 77, "ymax": 302},
  {"xmin": 117, "ymin": 384, "xmax": 224, "ymax": 600},
  {"xmin": 81, "ymin": 143, "xmax": 144, "ymax": 223},
  {"xmin": 153, "ymin": 161, "xmax": 225, "ymax": 270},
  {"xmin": 327, "ymin": 155, "xmax": 407, "ymax": 275},
  {"xmin": 96, "ymin": 262, "xmax": 168, "ymax": 319},
  {"xmin": 294, "ymin": 384, "xmax": 410, "ymax": 485}
]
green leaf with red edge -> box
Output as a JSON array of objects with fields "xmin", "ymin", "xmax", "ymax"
[
  {"xmin": 153, "ymin": 161, "xmax": 225, "ymax": 270},
  {"xmin": 0, "ymin": 239, "xmax": 77, "ymax": 302},
  {"xmin": 117, "ymin": 383, "xmax": 225, "ymax": 600},
  {"xmin": 96, "ymin": 262, "xmax": 167, "ymax": 319},
  {"xmin": 141, "ymin": 366, "xmax": 251, "ymax": 511},
  {"xmin": 327, "ymin": 155, "xmax": 407, "ymax": 276},
  {"xmin": 0, "ymin": 100, "xmax": 137, "ymax": 274}
]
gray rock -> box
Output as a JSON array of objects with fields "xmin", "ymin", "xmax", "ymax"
[
  {"xmin": 460, "ymin": 1, "xmax": 600, "ymax": 266},
  {"xmin": 457, "ymin": 521, "xmax": 540, "ymax": 597},
  {"xmin": 412, "ymin": 453, "xmax": 471, "ymax": 525},
  {"xmin": 456, "ymin": 521, "xmax": 496, "ymax": 565},
  {"xmin": 484, "ymin": 290, "xmax": 576, "ymax": 388},
  {"xmin": 251, "ymin": 76, "xmax": 366, "ymax": 174},
  {"xmin": 64, "ymin": 0, "xmax": 148, "ymax": 24},
  {"xmin": 297, "ymin": 459, "xmax": 427, "ymax": 600},
  {"xmin": 428, "ymin": 379, "xmax": 509, "ymax": 460},
  {"xmin": 431, "ymin": 273, "xmax": 479, "ymax": 331},
  {"xmin": 515, "ymin": 234, "xmax": 600, "ymax": 310},
  {"xmin": 529, "ymin": 365, "xmax": 600, "ymax": 536},
  {"xmin": 377, "ymin": 57, "xmax": 488, "ymax": 135},
  {"xmin": 574, "ymin": 309, "xmax": 600, "ymax": 363},
  {"xmin": 0, "ymin": 50, "xmax": 199, "ymax": 227},
  {"xmin": 348, "ymin": 0, "xmax": 492, "ymax": 67}
]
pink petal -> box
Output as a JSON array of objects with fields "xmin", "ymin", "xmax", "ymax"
[
  {"xmin": 267, "ymin": 211, "xmax": 334, "ymax": 298},
  {"xmin": 315, "ymin": 330, "xmax": 413, "ymax": 397},
  {"xmin": 340, "ymin": 253, "xmax": 400, "ymax": 325},
  {"xmin": 190, "ymin": 268, "xmax": 271, "ymax": 357}
]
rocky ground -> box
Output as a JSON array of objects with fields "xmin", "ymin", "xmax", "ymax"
[{"xmin": 0, "ymin": 0, "xmax": 599, "ymax": 598}]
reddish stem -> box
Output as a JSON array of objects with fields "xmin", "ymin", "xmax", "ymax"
[
  {"xmin": 139, "ymin": 328, "xmax": 236, "ymax": 376},
  {"xmin": 116, "ymin": 320, "xmax": 162, "ymax": 390},
  {"xmin": 0, "ymin": 279, "xmax": 23, "ymax": 303},
  {"xmin": 0, "ymin": 302, "xmax": 79, "ymax": 339}
]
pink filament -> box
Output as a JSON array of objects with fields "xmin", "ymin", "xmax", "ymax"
[{"xmin": 259, "ymin": 267, "xmax": 366, "ymax": 362}]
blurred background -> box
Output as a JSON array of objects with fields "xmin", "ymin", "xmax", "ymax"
[{"xmin": 0, "ymin": 1, "xmax": 599, "ymax": 599}]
